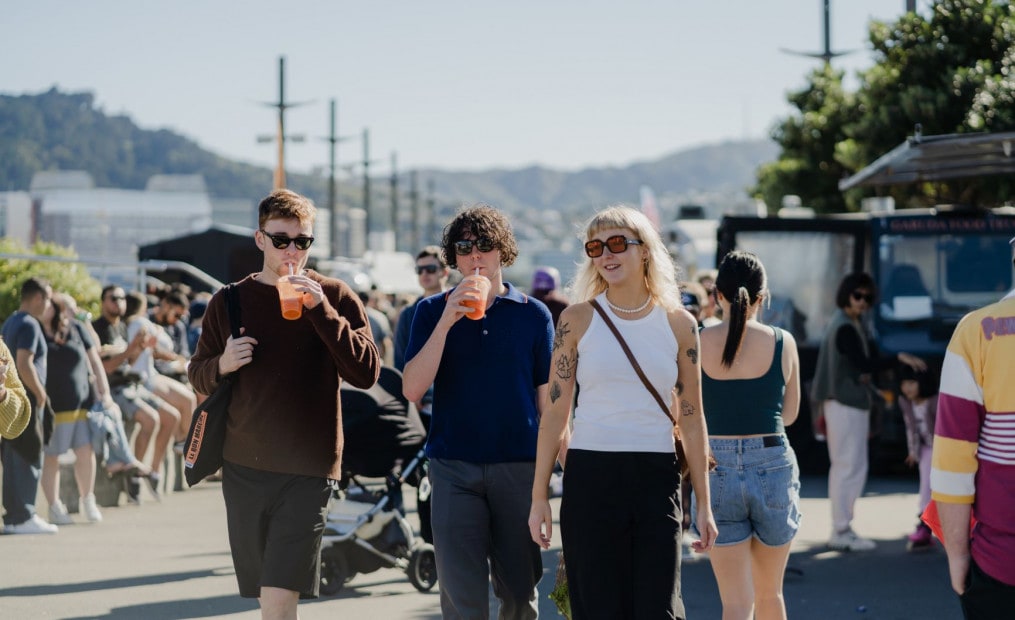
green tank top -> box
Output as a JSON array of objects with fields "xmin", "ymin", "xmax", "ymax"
[{"xmin": 701, "ymin": 327, "xmax": 786, "ymax": 435}]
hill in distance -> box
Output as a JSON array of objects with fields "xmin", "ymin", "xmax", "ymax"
[{"xmin": 0, "ymin": 88, "xmax": 776, "ymax": 217}]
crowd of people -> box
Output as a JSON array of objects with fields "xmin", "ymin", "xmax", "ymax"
[
  {"xmin": 1, "ymin": 190, "xmax": 1012, "ymax": 619},
  {"xmin": 0, "ymin": 274, "xmax": 214, "ymax": 535}
]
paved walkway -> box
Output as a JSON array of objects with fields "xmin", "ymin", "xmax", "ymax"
[{"xmin": 0, "ymin": 474, "xmax": 961, "ymax": 619}]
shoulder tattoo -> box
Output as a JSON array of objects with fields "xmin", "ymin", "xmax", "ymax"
[{"xmin": 552, "ymin": 322, "xmax": 571, "ymax": 352}]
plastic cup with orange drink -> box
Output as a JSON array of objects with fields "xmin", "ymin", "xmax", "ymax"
[
  {"xmin": 461, "ymin": 268, "xmax": 491, "ymax": 320},
  {"xmin": 277, "ymin": 264, "xmax": 305, "ymax": 320}
]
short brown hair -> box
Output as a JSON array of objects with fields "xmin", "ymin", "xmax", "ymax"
[
  {"xmin": 416, "ymin": 245, "xmax": 446, "ymax": 268},
  {"xmin": 440, "ymin": 204, "xmax": 518, "ymax": 270},
  {"xmin": 257, "ymin": 189, "xmax": 317, "ymax": 229}
]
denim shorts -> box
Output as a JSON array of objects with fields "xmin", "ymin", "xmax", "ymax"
[{"xmin": 692, "ymin": 435, "xmax": 801, "ymax": 547}]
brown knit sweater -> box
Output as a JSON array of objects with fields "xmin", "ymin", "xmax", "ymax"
[{"xmin": 188, "ymin": 271, "xmax": 380, "ymax": 480}]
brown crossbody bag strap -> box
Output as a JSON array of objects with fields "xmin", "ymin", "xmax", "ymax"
[
  {"xmin": 589, "ymin": 299, "xmax": 716, "ymax": 476},
  {"xmin": 589, "ymin": 299, "xmax": 676, "ymax": 425}
]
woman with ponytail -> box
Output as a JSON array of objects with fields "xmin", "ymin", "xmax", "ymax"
[{"xmin": 695, "ymin": 251, "xmax": 802, "ymax": 620}]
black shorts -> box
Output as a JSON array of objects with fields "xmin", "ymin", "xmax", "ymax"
[{"xmin": 221, "ymin": 461, "xmax": 333, "ymax": 599}]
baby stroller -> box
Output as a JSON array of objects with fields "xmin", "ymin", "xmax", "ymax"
[{"xmin": 319, "ymin": 367, "xmax": 437, "ymax": 595}]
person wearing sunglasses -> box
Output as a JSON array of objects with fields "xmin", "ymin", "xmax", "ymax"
[
  {"xmin": 188, "ymin": 189, "xmax": 380, "ymax": 617},
  {"xmin": 812, "ymin": 272, "xmax": 926, "ymax": 552},
  {"xmin": 403, "ymin": 204, "xmax": 554, "ymax": 619},
  {"xmin": 528, "ymin": 205, "xmax": 716, "ymax": 620},
  {"xmin": 394, "ymin": 246, "xmax": 449, "ymax": 375},
  {"xmin": 391, "ymin": 245, "xmax": 450, "ymax": 545}
]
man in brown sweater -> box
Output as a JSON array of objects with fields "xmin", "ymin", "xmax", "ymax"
[{"xmin": 188, "ymin": 189, "xmax": 380, "ymax": 619}]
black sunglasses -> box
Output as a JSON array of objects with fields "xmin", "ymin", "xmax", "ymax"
[
  {"xmin": 454, "ymin": 237, "xmax": 496, "ymax": 256},
  {"xmin": 851, "ymin": 290, "xmax": 874, "ymax": 304},
  {"xmin": 106, "ymin": 295, "xmax": 126, "ymax": 302},
  {"xmin": 584, "ymin": 235, "xmax": 643, "ymax": 258},
  {"xmin": 416, "ymin": 264, "xmax": 440, "ymax": 275},
  {"xmin": 260, "ymin": 229, "xmax": 315, "ymax": 251}
]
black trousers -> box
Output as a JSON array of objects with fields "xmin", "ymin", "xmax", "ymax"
[
  {"xmin": 961, "ymin": 557, "xmax": 1015, "ymax": 620},
  {"xmin": 560, "ymin": 449, "xmax": 684, "ymax": 620}
]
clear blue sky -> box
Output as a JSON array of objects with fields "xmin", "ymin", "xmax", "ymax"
[{"xmin": 4, "ymin": 1, "xmax": 924, "ymax": 175}]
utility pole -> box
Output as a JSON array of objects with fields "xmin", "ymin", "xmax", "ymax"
[
  {"xmin": 409, "ymin": 170, "xmax": 420, "ymax": 251},
  {"xmin": 426, "ymin": 178, "xmax": 437, "ymax": 245},
  {"xmin": 779, "ymin": 0, "xmax": 852, "ymax": 65},
  {"xmin": 257, "ymin": 56, "xmax": 308, "ymax": 189},
  {"xmin": 390, "ymin": 152, "xmax": 399, "ymax": 251},
  {"xmin": 362, "ymin": 128, "xmax": 371, "ymax": 250},
  {"xmin": 327, "ymin": 100, "xmax": 340, "ymax": 257},
  {"xmin": 322, "ymin": 99, "xmax": 356, "ymax": 257}
]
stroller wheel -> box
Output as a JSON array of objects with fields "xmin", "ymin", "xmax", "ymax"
[
  {"xmin": 320, "ymin": 549, "xmax": 351, "ymax": 596},
  {"xmin": 407, "ymin": 543, "xmax": 438, "ymax": 592}
]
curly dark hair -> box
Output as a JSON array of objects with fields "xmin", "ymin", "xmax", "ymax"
[{"xmin": 440, "ymin": 203, "xmax": 518, "ymax": 270}]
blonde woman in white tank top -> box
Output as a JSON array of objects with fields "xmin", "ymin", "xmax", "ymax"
[{"xmin": 527, "ymin": 205, "xmax": 717, "ymax": 620}]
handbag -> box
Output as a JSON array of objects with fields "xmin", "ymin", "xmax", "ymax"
[
  {"xmin": 589, "ymin": 299, "xmax": 716, "ymax": 476},
  {"xmin": 183, "ymin": 284, "xmax": 241, "ymax": 487}
]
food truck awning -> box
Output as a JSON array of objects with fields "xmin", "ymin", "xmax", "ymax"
[{"xmin": 839, "ymin": 130, "xmax": 1015, "ymax": 191}]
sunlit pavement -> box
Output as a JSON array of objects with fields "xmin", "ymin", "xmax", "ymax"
[{"xmin": 0, "ymin": 474, "xmax": 959, "ymax": 619}]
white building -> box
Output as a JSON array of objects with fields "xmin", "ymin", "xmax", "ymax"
[
  {"xmin": 28, "ymin": 171, "xmax": 213, "ymax": 270},
  {"xmin": 0, "ymin": 191, "xmax": 32, "ymax": 244}
]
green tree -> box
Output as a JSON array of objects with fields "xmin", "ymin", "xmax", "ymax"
[
  {"xmin": 758, "ymin": 0, "xmax": 1015, "ymax": 212},
  {"xmin": 0, "ymin": 238, "xmax": 103, "ymax": 323},
  {"xmin": 752, "ymin": 64, "xmax": 859, "ymax": 214}
]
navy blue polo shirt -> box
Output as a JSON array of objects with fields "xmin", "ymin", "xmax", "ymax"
[{"xmin": 404, "ymin": 281, "xmax": 553, "ymax": 463}]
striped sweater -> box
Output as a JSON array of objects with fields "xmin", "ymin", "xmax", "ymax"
[{"xmin": 931, "ymin": 293, "xmax": 1015, "ymax": 586}]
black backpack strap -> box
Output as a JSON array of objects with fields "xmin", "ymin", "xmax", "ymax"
[{"xmin": 224, "ymin": 284, "xmax": 242, "ymax": 339}]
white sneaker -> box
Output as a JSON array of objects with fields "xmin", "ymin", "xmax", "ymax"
[
  {"xmin": 48, "ymin": 501, "xmax": 74, "ymax": 526},
  {"xmin": 81, "ymin": 494, "xmax": 103, "ymax": 523},
  {"xmin": 828, "ymin": 529, "xmax": 877, "ymax": 552},
  {"xmin": 5, "ymin": 514, "xmax": 59, "ymax": 535}
]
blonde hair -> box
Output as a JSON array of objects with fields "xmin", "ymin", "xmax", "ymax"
[{"xmin": 571, "ymin": 205, "xmax": 682, "ymax": 311}]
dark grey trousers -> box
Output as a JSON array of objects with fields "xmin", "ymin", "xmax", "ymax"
[{"xmin": 430, "ymin": 458, "xmax": 542, "ymax": 619}]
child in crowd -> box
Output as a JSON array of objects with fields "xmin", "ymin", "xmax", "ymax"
[{"xmin": 898, "ymin": 365, "xmax": 938, "ymax": 551}]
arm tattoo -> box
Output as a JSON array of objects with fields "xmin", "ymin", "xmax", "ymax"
[
  {"xmin": 686, "ymin": 347, "xmax": 698, "ymax": 365},
  {"xmin": 552, "ymin": 322, "xmax": 570, "ymax": 352},
  {"xmin": 550, "ymin": 381, "xmax": 562, "ymax": 403},
  {"xmin": 555, "ymin": 350, "xmax": 577, "ymax": 380},
  {"xmin": 680, "ymin": 399, "xmax": 695, "ymax": 417},
  {"xmin": 675, "ymin": 380, "xmax": 684, "ymax": 396}
]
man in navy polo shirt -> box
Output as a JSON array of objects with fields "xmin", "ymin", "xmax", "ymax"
[{"xmin": 404, "ymin": 204, "xmax": 553, "ymax": 619}]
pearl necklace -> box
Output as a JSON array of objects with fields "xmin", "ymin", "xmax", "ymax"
[{"xmin": 605, "ymin": 293, "xmax": 652, "ymax": 314}]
